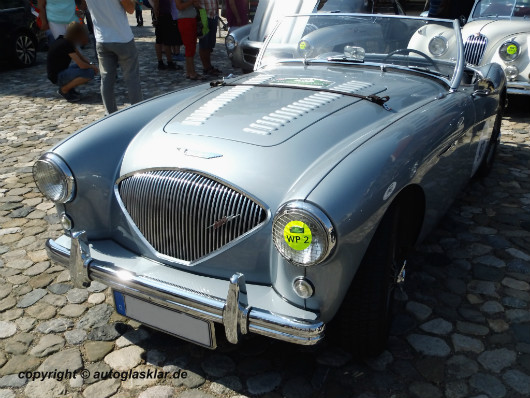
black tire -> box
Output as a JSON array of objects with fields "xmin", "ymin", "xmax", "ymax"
[
  {"xmin": 475, "ymin": 92, "xmax": 505, "ymax": 178},
  {"xmin": 12, "ymin": 31, "xmax": 37, "ymax": 67},
  {"xmin": 332, "ymin": 204, "xmax": 406, "ymax": 357}
]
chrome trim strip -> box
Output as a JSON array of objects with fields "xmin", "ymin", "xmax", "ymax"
[
  {"xmin": 507, "ymin": 81, "xmax": 530, "ymax": 95},
  {"xmin": 46, "ymin": 237, "xmax": 325, "ymax": 346}
]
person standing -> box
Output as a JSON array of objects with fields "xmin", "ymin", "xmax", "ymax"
[
  {"xmin": 37, "ymin": 0, "xmax": 77, "ymax": 39},
  {"xmin": 84, "ymin": 0, "xmax": 143, "ymax": 114},
  {"xmin": 225, "ymin": 0, "xmax": 248, "ymax": 30},
  {"xmin": 135, "ymin": 0, "xmax": 144, "ymax": 26},
  {"xmin": 175, "ymin": 0, "xmax": 203, "ymax": 80},
  {"xmin": 199, "ymin": 0, "xmax": 221, "ymax": 76},
  {"xmin": 151, "ymin": 0, "xmax": 181, "ymax": 70}
]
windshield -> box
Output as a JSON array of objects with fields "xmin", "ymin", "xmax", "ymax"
[
  {"xmin": 257, "ymin": 14, "xmax": 462, "ymax": 83},
  {"xmin": 317, "ymin": 0, "xmax": 373, "ymax": 12},
  {"xmin": 472, "ymin": 0, "xmax": 530, "ymax": 18}
]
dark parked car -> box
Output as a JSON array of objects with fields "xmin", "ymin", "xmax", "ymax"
[{"xmin": 0, "ymin": 0, "xmax": 39, "ymax": 67}]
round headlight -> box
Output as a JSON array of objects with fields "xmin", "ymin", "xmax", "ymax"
[
  {"xmin": 505, "ymin": 65, "xmax": 519, "ymax": 80},
  {"xmin": 428, "ymin": 36, "xmax": 448, "ymax": 57},
  {"xmin": 499, "ymin": 41, "xmax": 520, "ymax": 62},
  {"xmin": 273, "ymin": 202, "xmax": 336, "ymax": 267},
  {"xmin": 225, "ymin": 35, "xmax": 237, "ymax": 52},
  {"xmin": 33, "ymin": 153, "xmax": 75, "ymax": 203}
]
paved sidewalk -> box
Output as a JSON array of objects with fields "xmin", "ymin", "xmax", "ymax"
[{"xmin": 1, "ymin": 19, "xmax": 530, "ymax": 398}]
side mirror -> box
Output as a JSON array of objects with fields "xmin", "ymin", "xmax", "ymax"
[
  {"xmin": 459, "ymin": 15, "xmax": 467, "ymax": 26},
  {"xmin": 473, "ymin": 78, "xmax": 494, "ymax": 97}
]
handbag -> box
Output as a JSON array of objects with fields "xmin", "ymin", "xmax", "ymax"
[{"xmin": 195, "ymin": 7, "xmax": 209, "ymax": 39}]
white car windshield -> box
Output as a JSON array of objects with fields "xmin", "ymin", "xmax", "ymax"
[
  {"xmin": 472, "ymin": 0, "xmax": 530, "ymax": 18},
  {"xmin": 257, "ymin": 14, "xmax": 462, "ymax": 83}
]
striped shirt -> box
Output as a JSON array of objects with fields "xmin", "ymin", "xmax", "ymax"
[{"xmin": 201, "ymin": 0, "xmax": 218, "ymax": 19}]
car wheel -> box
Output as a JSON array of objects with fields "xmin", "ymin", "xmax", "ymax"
[
  {"xmin": 475, "ymin": 92, "xmax": 505, "ymax": 178},
  {"xmin": 12, "ymin": 31, "xmax": 37, "ymax": 67},
  {"xmin": 332, "ymin": 204, "xmax": 407, "ymax": 357}
]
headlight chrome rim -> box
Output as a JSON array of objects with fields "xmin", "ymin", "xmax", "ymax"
[
  {"xmin": 33, "ymin": 153, "xmax": 75, "ymax": 203},
  {"xmin": 499, "ymin": 40, "xmax": 520, "ymax": 63},
  {"xmin": 226, "ymin": 35, "xmax": 237, "ymax": 52},
  {"xmin": 428, "ymin": 35, "xmax": 448, "ymax": 57},
  {"xmin": 272, "ymin": 201, "xmax": 336, "ymax": 267}
]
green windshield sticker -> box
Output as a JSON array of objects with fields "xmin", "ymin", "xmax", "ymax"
[{"xmin": 270, "ymin": 78, "xmax": 333, "ymax": 88}]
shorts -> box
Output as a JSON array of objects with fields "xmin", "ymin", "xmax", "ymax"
[
  {"xmin": 155, "ymin": 15, "xmax": 181, "ymax": 46},
  {"xmin": 57, "ymin": 63, "xmax": 95, "ymax": 86},
  {"xmin": 199, "ymin": 17, "xmax": 217, "ymax": 50},
  {"xmin": 177, "ymin": 18, "xmax": 197, "ymax": 57}
]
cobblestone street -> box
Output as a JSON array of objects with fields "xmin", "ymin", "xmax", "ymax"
[{"xmin": 1, "ymin": 16, "xmax": 530, "ymax": 398}]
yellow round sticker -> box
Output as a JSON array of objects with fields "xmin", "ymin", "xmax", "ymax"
[
  {"xmin": 506, "ymin": 44, "xmax": 518, "ymax": 55},
  {"xmin": 299, "ymin": 40, "xmax": 308, "ymax": 50},
  {"xmin": 284, "ymin": 221, "xmax": 312, "ymax": 251}
]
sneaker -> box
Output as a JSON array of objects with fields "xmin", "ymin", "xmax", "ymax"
[
  {"xmin": 158, "ymin": 60, "xmax": 167, "ymax": 70},
  {"xmin": 70, "ymin": 88, "xmax": 81, "ymax": 96},
  {"xmin": 167, "ymin": 62, "xmax": 183, "ymax": 71},
  {"xmin": 57, "ymin": 89, "xmax": 80, "ymax": 102}
]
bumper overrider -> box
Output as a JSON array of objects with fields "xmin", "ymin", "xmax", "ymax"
[{"xmin": 45, "ymin": 232, "xmax": 325, "ymax": 347}]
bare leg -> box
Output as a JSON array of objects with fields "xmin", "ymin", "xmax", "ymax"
[
  {"xmin": 164, "ymin": 45, "xmax": 173, "ymax": 64},
  {"xmin": 185, "ymin": 56, "xmax": 197, "ymax": 77},
  {"xmin": 199, "ymin": 48, "xmax": 212, "ymax": 72},
  {"xmin": 155, "ymin": 43, "xmax": 163, "ymax": 61},
  {"xmin": 60, "ymin": 77, "xmax": 91, "ymax": 94}
]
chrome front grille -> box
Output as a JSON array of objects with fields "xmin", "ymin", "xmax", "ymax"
[
  {"xmin": 464, "ymin": 34, "xmax": 488, "ymax": 66},
  {"xmin": 118, "ymin": 170, "xmax": 266, "ymax": 262}
]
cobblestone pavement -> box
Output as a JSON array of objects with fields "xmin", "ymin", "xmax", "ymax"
[{"xmin": 1, "ymin": 15, "xmax": 530, "ymax": 398}]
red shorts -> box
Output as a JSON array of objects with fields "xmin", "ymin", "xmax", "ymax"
[{"xmin": 177, "ymin": 18, "xmax": 197, "ymax": 57}]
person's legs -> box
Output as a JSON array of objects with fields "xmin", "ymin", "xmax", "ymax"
[
  {"xmin": 178, "ymin": 18, "xmax": 199, "ymax": 78},
  {"xmin": 114, "ymin": 40, "xmax": 143, "ymax": 105},
  {"xmin": 96, "ymin": 42, "xmax": 119, "ymax": 114},
  {"xmin": 57, "ymin": 64, "xmax": 95, "ymax": 94},
  {"xmin": 48, "ymin": 22, "xmax": 67, "ymax": 39},
  {"xmin": 199, "ymin": 17, "xmax": 218, "ymax": 74}
]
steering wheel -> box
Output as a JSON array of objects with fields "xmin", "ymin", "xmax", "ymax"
[{"xmin": 383, "ymin": 48, "xmax": 440, "ymax": 72}]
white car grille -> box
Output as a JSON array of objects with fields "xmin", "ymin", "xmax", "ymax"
[{"xmin": 464, "ymin": 34, "xmax": 488, "ymax": 66}]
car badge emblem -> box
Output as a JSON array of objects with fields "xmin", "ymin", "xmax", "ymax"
[
  {"xmin": 208, "ymin": 215, "xmax": 241, "ymax": 230},
  {"xmin": 177, "ymin": 148, "xmax": 223, "ymax": 159}
]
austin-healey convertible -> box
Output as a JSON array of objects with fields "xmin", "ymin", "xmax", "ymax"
[{"xmin": 35, "ymin": 14, "xmax": 505, "ymax": 356}]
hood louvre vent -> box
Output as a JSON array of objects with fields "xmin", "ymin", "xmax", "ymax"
[{"xmin": 244, "ymin": 80, "xmax": 374, "ymax": 135}]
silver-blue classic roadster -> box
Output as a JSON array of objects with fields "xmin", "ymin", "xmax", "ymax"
[{"xmin": 35, "ymin": 14, "xmax": 506, "ymax": 356}]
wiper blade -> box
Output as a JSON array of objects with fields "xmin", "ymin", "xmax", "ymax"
[
  {"xmin": 326, "ymin": 57, "xmax": 364, "ymax": 63},
  {"xmin": 210, "ymin": 80, "xmax": 391, "ymax": 110},
  {"xmin": 408, "ymin": 66, "xmax": 448, "ymax": 78}
]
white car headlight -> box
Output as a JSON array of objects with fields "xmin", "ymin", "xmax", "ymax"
[
  {"xmin": 499, "ymin": 41, "xmax": 520, "ymax": 62},
  {"xmin": 33, "ymin": 153, "xmax": 75, "ymax": 203},
  {"xmin": 273, "ymin": 202, "xmax": 336, "ymax": 267},
  {"xmin": 428, "ymin": 36, "xmax": 448, "ymax": 57},
  {"xmin": 226, "ymin": 35, "xmax": 237, "ymax": 52}
]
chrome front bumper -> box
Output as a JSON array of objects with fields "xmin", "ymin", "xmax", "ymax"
[
  {"xmin": 46, "ymin": 233, "xmax": 324, "ymax": 346},
  {"xmin": 507, "ymin": 81, "xmax": 530, "ymax": 95}
]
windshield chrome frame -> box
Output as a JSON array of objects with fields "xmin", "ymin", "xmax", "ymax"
[
  {"xmin": 469, "ymin": 0, "xmax": 527, "ymax": 21},
  {"xmin": 255, "ymin": 13, "xmax": 464, "ymax": 92}
]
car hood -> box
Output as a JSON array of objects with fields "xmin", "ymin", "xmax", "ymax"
[
  {"xmin": 463, "ymin": 19, "xmax": 530, "ymax": 39},
  {"xmin": 120, "ymin": 67, "xmax": 442, "ymax": 207}
]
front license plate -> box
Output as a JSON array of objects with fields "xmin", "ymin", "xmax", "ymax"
[{"xmin": 113, "ymin": 291, "xmax": 216, "ymax": 349}]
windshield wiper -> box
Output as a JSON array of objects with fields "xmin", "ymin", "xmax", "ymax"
[
  {"xmin": 210, "ymin": 80, "xmax": 391, "ymax": 110},
  {"xmin": 407, "ymin": 66, "xmax": 448, "ymax": 78},
  {"xmin": 326, "ymin": 56, "xmax": 364, "ymax": 63}
]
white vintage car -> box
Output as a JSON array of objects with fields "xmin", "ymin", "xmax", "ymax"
[{"xmin": 421, "ymin": 0, "xmax": 530, "ymax": 94}]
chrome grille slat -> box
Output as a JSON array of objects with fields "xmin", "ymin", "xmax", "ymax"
[
  {"xmin": 464, "ymin": 34, "xmax": 488, "ymax": 66},
  {"xmin": 119, "ymin": 170, "xmax": 266, "ymax": 262}
]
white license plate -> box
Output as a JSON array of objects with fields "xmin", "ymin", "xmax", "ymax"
[{"xmin": 114, "ymin": 291, "xmax": 216, "ymax": 348}]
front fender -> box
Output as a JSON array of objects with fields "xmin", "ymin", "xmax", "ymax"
[{"xmin": 51, "ymin": 86, "xmax": 208, "ymax": 240}]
